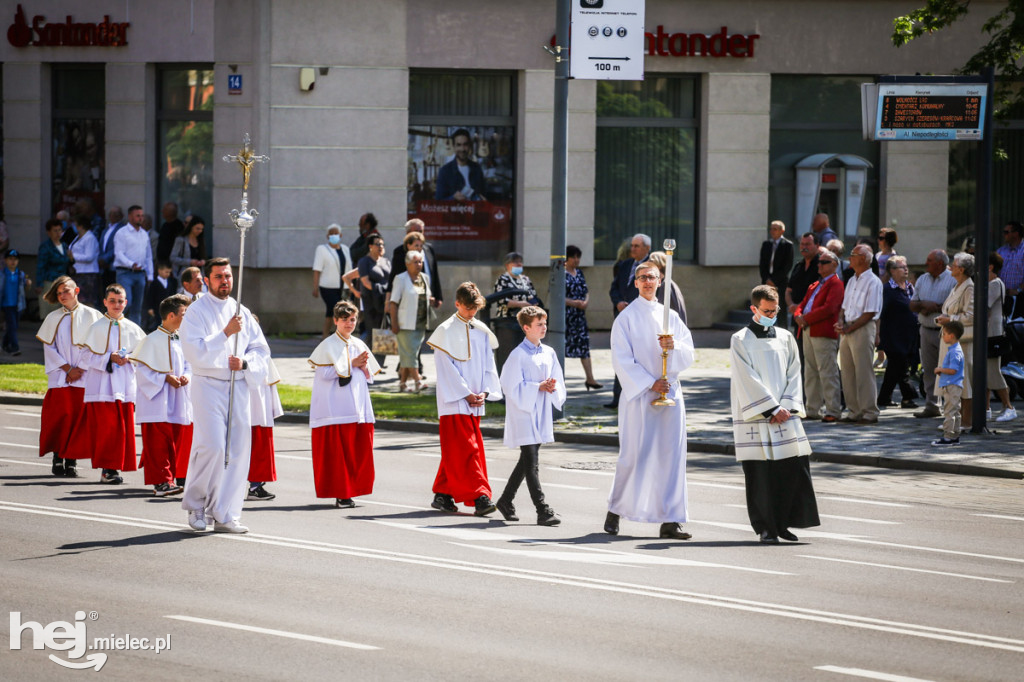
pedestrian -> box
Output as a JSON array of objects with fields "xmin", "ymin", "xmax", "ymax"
[
  {"xmin": 760, "ymin": 220, "xmax": 794, "ymax": 328},
  {"xmin": 1, "ymin": 249, "xmax": 30, "ymax": 356},
  {"xmin": 130, "ymin": 293, "xmax": 192, "ymax": 497},
  {"xmin": 170, "ymin": 215, "xmax": 206, "ymax": 280},
  {"xmin": 112, "ymin": 205, "xmax": 153, "ymax": 326},
  {"xmin": 837, "ymin": 244, "xmax": 883, "ymax": 425},
  {"xmin": 648, "ymin": 250, "xmax": 688, "ymax": 324},
  {"xmin": 68, "ymin": 284, "xmax": 145, "ymax": 485},
  {"xmin": 606, "ymin": 234, "xmax": 652, "ymax": 409},
  {"xmin": 179, "ymin": 258, "xmax": 272, "ymax": 533},
  {"xmin": 389, "ymin": 249, "xmax": 434, "ymax": 392},
  {"xmin": 876, "ymin": 227, "xmax": 899, "ymax": 275},
  {"xmin": 495, "ymin": 306, "xmax": 565, "ymax": 526},
  {"xmin": 730, "ymin": 285, "xmax": 818, "ymax": 543},
  {"xmin": 997, "ymin": 221, "xmax": 1023, "ymax": 317},
  {"xmin": 68, "ymin": 215, "xmax": 101, "ymax": 308},
  {"xmin": 932, "ymin": 320, "xmax": 965, "ymax": 446},
  {"xmin": 935, "ymin": 252, "xmax": 975, "ymax": 431},
  {"xmin": 145, "ymin": 261, "xmax": 178, "ymax": 333},
  {"xmin": 358, "ymin": 233, "xmax": 391, "ymax": 368},
  {"xmin": 564, "ymin": 244, "xmax": 601, "ymax": 389},
  {"xmin": 308, "ymin": 300, "xmax": 379, "ymax": 508},
  {"xmin": 604, "ymin": 261, "xmax": 694, "ymax": 540},
  {"xmin": 876, "ymin": 256, "xmax": 920, "ymax": 409},
  {"xmin": 793, "ymin": 249, "xmax": 844, "ymax": 422},
  {"xmin": 986, "ymin": 253, "xmax": 1017, "ymax": 422},
  {"xmin": 909, "ymin": 249, "xmax": 956, "ymax": 418},
  {"xmin": 36, "ymin": 219, "xmax": 71, "ymax": 320},
  {"xmin": 425, "ymin": 282, "xmax": 502, "ymax": 516},
  {"xmin": 36, "ymin": 276, "xmax": 103, "ymax": 477},
  {"xmin": 811, "ymin": 213, "xmax": 839, "ymax": 247},
  {"xmin": 492, "ymin": 251, "xmax": 539, "ymax": 373},
  {"xmin": 312, "ymin": 223, "xmax": 354, "ymax": 339}
]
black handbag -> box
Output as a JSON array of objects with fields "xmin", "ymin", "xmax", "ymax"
[{"xmin": 988, "ymin": 335, "xmax": 1009, "ymax": 359}]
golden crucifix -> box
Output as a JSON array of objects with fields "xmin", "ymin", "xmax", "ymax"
[{"xmin": 223, "ymin": 133, "xmax": 268, "ymax": 192}]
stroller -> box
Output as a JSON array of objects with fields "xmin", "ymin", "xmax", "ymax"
[{"xmin": 1000, "ymin": 295, "xmax": 1024, "ymax": 400}]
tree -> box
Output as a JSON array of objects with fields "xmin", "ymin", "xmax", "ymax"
[{"xmin": 892, "ymin": 1, "xmax": 1024, "ymax": 119}]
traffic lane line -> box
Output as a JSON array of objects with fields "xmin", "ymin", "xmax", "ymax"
[
  {"xmin": 973, "ymin": 513, "xmax": 1024, "ymax": 522},
  {"xmin": 798, "ymin": 555, "xmax": 1013, "ymax": 584},
  {"xmin": 814, "ymin": 664, "xmax": 935, "ymax": 681},
  {"xmin": 164, "ymin": 615, "xmax": 379, "ymax": 651},
  {"xmin": 723, "ymin": 504, "xmax": 900, "ymax": 525}
]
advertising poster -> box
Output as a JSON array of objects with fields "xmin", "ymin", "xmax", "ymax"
[
  {"xmin": 52, "ymin": 118, "xmax": 105, "ymax": 216},
  {"xmin": 407, "ymin": 125, "xmax": 514, "ymax": 261}
]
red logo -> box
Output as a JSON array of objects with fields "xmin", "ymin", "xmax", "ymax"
[{"xmin": 7, "ymin": 4, "xmax": 131, "ymax": 48}]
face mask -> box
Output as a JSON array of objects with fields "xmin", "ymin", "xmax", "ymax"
[
  {"xmin": 510, "ymin": 266, "xmax": 523, "ymax": 276},
  {"xmin": 327, "ymin": 234, "xmax": 341, "ymax": 246},
  {"xmin": 756, "ymin": 312, "xmax": 777, "ymax": 329}
]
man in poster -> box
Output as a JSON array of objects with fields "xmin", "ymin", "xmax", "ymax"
[{"xmin": 435, "ymin": 128, "xmax": 486, "ymax": 202}]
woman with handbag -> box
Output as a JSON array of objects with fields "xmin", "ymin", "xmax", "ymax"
[
  {"xmin": 935, "ymin": 252, "xmax": 975, "ymax": 431},
  {"xmin": 389, "ymin": 250, "xmax": 434, "ymax": 392},
  {"xmin": 987, "ymin": 252, "xmax": 1017, "ymax": 421}
]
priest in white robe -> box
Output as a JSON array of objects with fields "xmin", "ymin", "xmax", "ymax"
[
  {"xmin": 36, "ymin": 276, "xmax": 103, "ymax": 477},
  {"xmin": 179, "ymin": 258, "xmax": 271, "ymax": 534},
  {"xmin": 730, "ymin": 285, "xmax": 819, "ymax": 544},
  {"xmin": 606, "ymin": 261, "xmax": 694, "ymax": 540}
]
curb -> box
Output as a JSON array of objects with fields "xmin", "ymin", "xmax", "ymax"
[{"xmin": 8, "ymin": 395, "xmax": 1022, "ymax": 481}]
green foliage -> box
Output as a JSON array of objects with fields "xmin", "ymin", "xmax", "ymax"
[
  {"xmin": 0, "ymin": 364, "xmax": 48, "ymax": 394},
  {"xmin": 276, "ymin": 384, "xmax": 505, "ymax": 421}
]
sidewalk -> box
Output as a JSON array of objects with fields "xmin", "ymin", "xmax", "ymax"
[{"xmin": 3, "ymin": 325, "xmax": 1022, "ymax": 480}]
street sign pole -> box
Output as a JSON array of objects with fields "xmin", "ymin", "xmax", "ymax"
[
  {"xmin": 548, "ymin": 0, "xmax": 571, "ymax": 420},
  {"xmin": 971, "ymin": 66, "xmax": 995, "ymax": 433}
]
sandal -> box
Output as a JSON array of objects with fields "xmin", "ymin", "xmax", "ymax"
[
  {"xmin": 415, "ymin": 380, "xmax": 426, "ymax": 393},
  {"xmin": 399, "ymin": 382, "xmax": 408, "ymax": 393}
]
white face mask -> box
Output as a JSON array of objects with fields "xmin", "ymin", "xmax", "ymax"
[{"xmin": 328, "ymin": 234, "xmax": 341, "ymax": 246}]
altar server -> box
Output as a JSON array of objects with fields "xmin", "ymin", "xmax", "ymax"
[
  {"xmin": 247, "ymin": 358, "xmax": 283, "ymax": 501},
  {"xmin": 179, "ymin": 258, "xmax": 271, "ymax": 534},
  {"xmin": 131, "ymin": 293, "xmax": 193, "ymax": 496},
  {"xmin": 426, "ymin": 282, "xmax": 502, "ymax": 516},
  {"xmin": 605, "ymin": 261, "xmax": 694, "ymax": 540},
  {"xmin": 308, "ymin": 301, "xmax": 379, "ymax": 508},
  {"xmin": 36, "ymin": 276, "xmax": 103, "ymax": 477},
  {"xmin": 730, "ymin": 285, "xmax": 819, "ymax": 544}
]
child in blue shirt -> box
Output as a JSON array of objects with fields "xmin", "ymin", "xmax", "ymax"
[
  {"xmin": 1, "ymin": 249, "xmax": 30, "ymax": 356},
  {"xmin": 932, "ymin": 320, "xmax": 965, "ymax": 446}
]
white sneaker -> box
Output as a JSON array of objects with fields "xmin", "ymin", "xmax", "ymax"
[
  {"xmin": 996, "ymin": 407, "xmax": 1018, "ymax": 422},
  {"xmin": 187, "ymin": 510, "xmax": 207, "ymax": 532},
  {"xmin": 986, "ymin": 408, "xmax": 992, "ymax": 420},
  {"xmin": 213, "ymin": 520, "xmax": 249, "ymax": 534}
]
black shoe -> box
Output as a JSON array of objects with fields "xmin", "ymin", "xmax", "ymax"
[
  {"xmin": 247, "ymin": 484, "xmax": 276, "ymax": 501},
  {"xmin": 779, "ymin": 529, "xmax": 799, "ymax": 542},
  {"xmin": 659, "ymin": 522, "xmax": 692, "ymax": 540},
  {"xmin": 603, "ymin": 402, "xmax": 618, "ymax": 410},
  {"xmin": 759, "ymin": 531, "xmax": 779, "ymax": 544},
  {"xmin": 335, "ymin": 498, "xmax": 356, "ymax": 508},
  {"xmin": 877, "ymin": 400, "xmax": 896, "ymax": 409},
  {"xmin": 474, "ymin": 495, "xmax": 497, "ymax": 517},
  {"xmin": 430, "ymin": 493, "xmax": 458, "ymax": 513},
  {"xmin": 537, "ymin": 506, "xmax": 561, "ymax": 526},
  {"xmin": 100, "ymin": 469, "xmax": 123, "ymax": 485},
  {"xmin": 496, "ymin": 498, "xmax": 518, "ymax": 521},
  {"xmin": 63, "ymin": 462, "xmax": 79, "ymax": 478},
  {"xmin": 604, "ymin": 511, "xmax": 619, "ymax": 535},
  {"xmin": 51, "ymin": 453, "xmax": 65, "ymax": 477},
  {"xmin": 900, "ymin": 399, "xmax": 918, "ymax": 409}
]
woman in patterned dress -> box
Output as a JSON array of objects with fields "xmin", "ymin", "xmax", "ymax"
[{"xmin": 565, "ymin": 245, "xmax": 601, "ymax": 389}]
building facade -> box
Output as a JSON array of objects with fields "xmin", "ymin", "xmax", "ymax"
[{"xmin": 2, "ymin": 0, "xmax": 1016, "ymax": 331}]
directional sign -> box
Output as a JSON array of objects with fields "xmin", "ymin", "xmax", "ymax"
[
  {"xmin": 570, "ymin": 0, "xmax": 645, "ymax": 81},
  {"xmin": 865, "ymin": 83, "xmax": 986, "ymax": 141}
]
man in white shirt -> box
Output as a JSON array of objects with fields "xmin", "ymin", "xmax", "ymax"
[
  {"xmin": 113, "ymin": 205, "xmax": 153, "ymax": 326},
  {"xmin": 836, "ymin": 244, "xmax": 884, "ymax": 424}
]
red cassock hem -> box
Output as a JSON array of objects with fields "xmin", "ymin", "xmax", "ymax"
[
  {"xmin": 433, "ymin": 414, "xmax": 491, "ymax": 506},
  {"xmin": 141, "ymin": 422, "xmax": 191, "ymax": 485},
  {"xmin": 72, "ymin": 401, "xmax": 138, "ymax": 471},
  {"xmin": 39, "ymin": 386, "xmax": 85, "ymax": 459},
  {"xmin": 248, "ymin": 425, "xmax": 278, "ymax": 483},
  {"xmin": 311, "ymin": 423, "xmax": 374, "ymax": 499}
]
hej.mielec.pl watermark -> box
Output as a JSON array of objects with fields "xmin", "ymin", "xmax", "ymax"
[{"xmin": 10, "ymin": 610, "xmax": 171, "ymax": 671}]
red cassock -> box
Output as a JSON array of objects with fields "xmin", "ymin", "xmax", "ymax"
[
  {"xmin": 433, "ymin": 414, "xmax": 491, "ymax": 506},
  {"xmin": 248, "ymin": 425, "xmax": 278, "ymax": 483},
  {"xmin": 311, "ymin": 423, "xmax": 374, "ymax": 499},
  {"xmin": 141, "ymin": 422, "xmax": 193, "ymax": 485},
  {"xmin": 69, "ymin": 401, "xmax": 138, "ymax": 471},
  {"xmin": 39, "ymin": 386, "xmax": 86, "ymax": 460}
]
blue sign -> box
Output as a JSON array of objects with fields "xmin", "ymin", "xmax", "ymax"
[{"xmin": 228, "ymin": 74, "xmax": 242, "ymax": 95}]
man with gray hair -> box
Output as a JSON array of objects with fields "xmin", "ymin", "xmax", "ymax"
[
  {"xmin": 836, "ymin": 243, "xmax": 883, "ymax": 424},
  {"xmin": 606, "ymin": 232, "xmax": 651, "ymax": 409},
  {"xmin": 909, "ymin": 249, "xmax": 956, "ymax": 418}
]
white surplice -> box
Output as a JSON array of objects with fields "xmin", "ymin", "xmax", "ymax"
[
  {"xmin": 249, "ymin": 358, "xmax": 284, "ymax": 428},
  {"xmin": 608, "ymin": 296, "xmax": 694, "ymax": 523},
  {"xmin": 730, "ymin": 325, "xmax": 812, "ymax": 462},
  {"xmin": 178, "ymin": 293, "xmax": 270, "ymax": 525},
  {"xmin": 37, "ymin": 304, "xmax": 104, "ymax": 389},
  {"xmin": 308, "ymin": 332, "xmax": 379, "ymax": 428},
  {"xmin": 131, "ymin": 327, "xmax": 192, "ymax": 425},
  {"xmin": 79, "ymin": 315, "xmax": 145, "ymax": 403},
  {"xmin": 427, "ymin": 314, "xmax": 502, "ymax": 416},
  {"xmin": 499, "ymin": 340, "xmax": 566, "ymax": 448}
]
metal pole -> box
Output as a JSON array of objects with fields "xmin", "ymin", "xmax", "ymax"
[
  {"xmin": 971, "ymin": 67, "xmax": 994, "ymax": 433},
  {"xmin": 548, "ymin": 0, "xmax": 570, "ymax": 418},
  {"xmin": 224, "ymin": 212, "xmax": 249, "ymax": 468}
]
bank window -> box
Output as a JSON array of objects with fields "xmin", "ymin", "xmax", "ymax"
[
  {"xmin": 768, "ymin": 75, "xmax": 880, "ymax": 239},
  {"xmin": 594, "ymin": 76, "xmax": 699, "ymax": 262},
  {"xmin": 408, "ymin": 71, "xmax": 516, "ymax": 262},
  {"xmin": 158, "ymin": 66, "xmax": 214, "ymax": 242},
  {"xmin": 52, "ymin": 65, "xmax": 105, "ymax": 217}
]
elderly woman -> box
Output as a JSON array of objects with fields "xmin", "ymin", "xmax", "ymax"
[
  {"xmin": 565, "ymin": 244, "xmax": 600, "ymax": 389},
  {"xmin": 493, "ymin": 251, "xmax": 539, "ymax": 372},
  {"xmin": 389, "ymin": 250, "xmax": 434, "ymax": 392},
  {"xmin": 987, "ymin": 253, "xmax": 1017, "ymax": 422},
  {"xmin": 68, "ymin": 215, "xmax": 100, "ymax": 308},
  {"xmin": 312, "ymin": 223, "xmax": 353, "ymax": 338},
  {"xmin": 935, "ymin": 252, "xmax": 975, "ymax": 430},
  {"xmin": 170, "ymin": 215, "xmax": 206, "ymax": 279},
  {"xmin": 876, "ymin": 255, "xmax": 919, "ymax": 409}
]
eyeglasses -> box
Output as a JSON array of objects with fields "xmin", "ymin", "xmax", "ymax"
[
  {"xmin": 756, "ymin": 307, "xmax": 779, "ymax": 318},
  {"xmin": 635, "ymin": 274, "xmax": 661, "ymax": 282}
]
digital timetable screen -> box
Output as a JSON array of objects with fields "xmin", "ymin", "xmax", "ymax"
[{"xmin": 873, "ymin": 84, "xmax": 986, "ymax": 141}]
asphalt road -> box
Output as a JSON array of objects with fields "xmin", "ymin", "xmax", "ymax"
[{"xmin": 1, "ymin": 406, "xmax": 1022, "ymax": 681}]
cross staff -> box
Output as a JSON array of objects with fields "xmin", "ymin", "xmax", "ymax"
[{"xmin": 220, "ymin": 134, "xmax": 268, "ymax": 468}]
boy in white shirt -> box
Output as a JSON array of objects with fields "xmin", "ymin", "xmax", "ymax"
[{"xmin": 496, "ymin": 306, "xmax": 565, "ymax": 526}]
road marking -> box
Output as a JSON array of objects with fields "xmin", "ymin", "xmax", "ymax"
[
  {"xmin": 164, "ymin": 615, "xmax": 379, "ymax": 650},
  {"xmin": 3, "ymin": 426, "xmax": 38, "ymax": 432},
  {"xmin": 723, "ymin": 505, "xmax": 900, "ymax": 525},
  {"xmin": 274, "ymin": 454, "xmax": 310, "ymax": 461},
  {"xmin": 819, "ymin": 496, "xmax": 911, "ymax": 508},
  {"xmin": 546, "ymin": 467, "xmax": 611, "ymax": 476},
  {"xmin": 799, "ymin": 555, "xmax": 1013, "ymax": 584},
  {"xmin": 0, "ymin": 457, "xmax": 48, "ymax": 467},
  {"xmin": 689, "ymin": 481, "xmax": 745, "ymax": 491},
  {"xmin": 814, "ymin": 665, "xmax": 934, "ymax": 681},
  {"xmin": 489, "ymin": 476, "xmax": 594, "ymax": 491},
  {"xmin": 5, "ymin": 501, "xmax": 1024, "ymax": 654},
  {"xmin": 973, "ymin": 513, "xmax": 1024, "ymax": 522},
  {"xmin": 361, "ymin": 499, "xmax": 438, "ymax": 511},
  {"xmin": 4, "ymin": 411, "xmax": 40, "ymax": 418},
  {"xmin": 408, "ymin": 452, "xmax": 441, "ymax": 459},
  {"xmin": 0, "ymin": 442, "xmax": 36, "ymax": 449}
]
